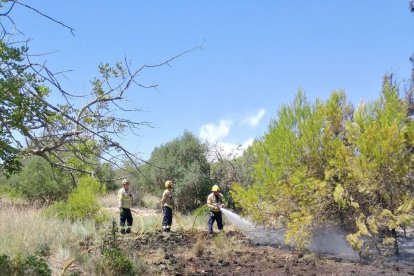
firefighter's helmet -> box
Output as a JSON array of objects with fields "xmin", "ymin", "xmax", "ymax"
[
  {"xmin": 211, "ymin": 185, "xmax": 220, "ymax": 192},
  {"xmin": 165, "ymin": 180, "xmax": 173, "ymax": 189}
]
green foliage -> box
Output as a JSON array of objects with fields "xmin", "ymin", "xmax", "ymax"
[
  {"xmin": 0, "ymin": 255, "xmax": 13, "ymax": 276},
  {"xmin": 233, "ymin": 91, "xmax": 340, "ymax": 248},
  {"xmin": 232, "ymin": 80, "xmax": 414, "ymax": 255},
  {"xmin": 0, "ymin": 40, "xmax": 53, "ymax": 176},
  {"xmin": 95, "ymin": 162, "xmax": 117, "ymax": 191},
  {"xmin": 0, "ymin": 156, "xmax": 73, "ymax": 204},
  {"xmin": 0, "ymin": 253, "xmax": 51, "ymax": 276},
  {"xmin": 343, "ymin": 77, "xmax": 414, "ymax": 255},
  {"xmin": 134, "ymin": 130, "xmax": 211, "ymax": 212},
  {"xmin": 96, "ymin": 219, "xmax": 137, "ymax": 276},
  {"xmin": 45, "ymin": 176, "xmax": 104, "ymax": 220}
]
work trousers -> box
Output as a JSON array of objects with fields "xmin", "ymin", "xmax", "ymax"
[
  {"xmin": 162, "ymin": 206, "xmax": 173, "ymax": 232},
  {"xmin": 120, "ymin": 208, "xmax": 133, "ymax": 234},
  {"xmin": 208, "ymin": 211, "xmax": 223, "ymax": 234}
]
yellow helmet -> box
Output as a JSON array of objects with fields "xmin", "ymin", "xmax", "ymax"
[
  {"xmin": 211, "ymin": 185, "xmax": 220, "ymax": 192},
  {"xmin": 165, "ymin": 180, "xmax": 173, "ymax": 189},
  {"xmin": 122, "ymin": 179, "xmax": 130, "ymax": 185}
]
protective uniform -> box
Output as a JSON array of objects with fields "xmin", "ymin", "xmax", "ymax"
[
  {"xmin": 118, "ymin": 179, "xmax": 133, "ymax": 234},
  {"xmin": 207, "ymin": 185, "xmax": 225, "ymax": 234},
  {"xmin": 161, "ymin": 180, "xmax": 174, "ymax": 232}
]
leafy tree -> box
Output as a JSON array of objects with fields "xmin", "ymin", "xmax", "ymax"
[
  {"xmin": 94, "ymin": 162, "xmax": 117, "ymax": 191},
  {"xmin": 0, "ymin": 156, "xmax": 73, "ymax": 204},
  {"xmin": 232, "ymin": 81, "xmax": 414, "ymax": 255},
  {"xmin": 231, "ymin": 91, "xmax": 354, "ymax": 247},
  {"xmin": 232, "ymin": 91, "xmax": 333, "ymax": 248},
  {"xmin": 344, "ymin": 78, "xmax": 414, "ymax": 255},
  {"xmin": 136, "ymin": 131, "xmax": 211, "ymax": 212}
]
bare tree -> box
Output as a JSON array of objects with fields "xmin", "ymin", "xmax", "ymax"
[{"xmin": 0, "ymin": 1, "xmax": 200, "ymax": 176}]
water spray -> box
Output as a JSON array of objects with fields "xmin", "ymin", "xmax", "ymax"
[
  {"xmin": 220, "ymin": 208, "xmax": 358, "ymax": 260},
  {"xmin": 220, "ymin": 208, "xmax": 285, "ymax": 246}
]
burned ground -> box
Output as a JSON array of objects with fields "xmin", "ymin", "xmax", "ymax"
[{"xmin": 119, "ymin": 230, "xmax": 413, "ymax": 276}]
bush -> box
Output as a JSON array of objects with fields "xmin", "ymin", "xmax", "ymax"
[
  {"xmin": 0, "ymin": 255, "xmax": 13, "ymax": 276},
  {"xmin": 45, "ymin": 176, "xmax": 104, "ymax": 221},
  {"xmin": 0, "ymin": 253, "xmax": 51, "ymax": 276},
  {"xmin": 99, "ymin": 248, "xmax": 135, "ymax": 276},
  {"xmin": 95, "ymin": 220, "xmax": 137, "ymax": 276},
  {"xmin": 0, "ymin": 156, "xmax": 73, "ymax": 204}
]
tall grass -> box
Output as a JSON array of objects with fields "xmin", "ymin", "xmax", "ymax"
[
  {"xmin": 211, "ymin": 232, "xmax": 241, "ymax": 259},
  {"xmin": 175, "ymin": 212, "xmax": 208, "ymax": 231},
  {"xmin": 0, "ymin": 207, "xmax": 97, "ymax": 258}
]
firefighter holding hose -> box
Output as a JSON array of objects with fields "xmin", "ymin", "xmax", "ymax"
[{"xmin": 207, "ymin": 184, "xmax": 225, "ymax": 235}]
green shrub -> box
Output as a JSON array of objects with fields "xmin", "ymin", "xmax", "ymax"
[
  {"xmin": 45, "ymin": 176, "xmax": 104, "ymax": 221},
  {"xmin": 0, "ymin": 254, "xmax": 13, "ymax": 275},
  {"xmin": 21, "ymin": 254, "xmax": 51, "ymax": 276},
  {"xmin": 99, "ymin": 248, "xmax": 135, "ymax": 276},
  {"xmin": 0, "ymin": 253, "xmax": 51, "ymax": 276},
  {"xmin": 96, "ymin": 220, "xmax": 137, "ymax": 275}
]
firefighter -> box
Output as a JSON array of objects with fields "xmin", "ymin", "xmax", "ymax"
[
  {"xmin": 118, "ymin": 178, "xmax": 133, "ymax": 234},
  {"xmin": 161, "ymin": 180, "xmax": 174, "ymax": 232},
  {"xmin": 207, "ymin": 184, "xmax": 225, "ymax": 235}
]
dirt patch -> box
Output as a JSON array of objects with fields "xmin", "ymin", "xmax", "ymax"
[{"xmin": 121, "ymin": 230, "xmax": 413, "ymax": 276}]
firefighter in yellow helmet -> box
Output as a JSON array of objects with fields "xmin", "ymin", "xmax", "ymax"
[
  {"xmin": 207, "ymin": 184, "xmax": 225, "ymax": 234},
  {"xmin": 161, "ymin": 180, "xmax": 174, "ymax": 232},
  {"xmin": 118, "ymin": 178, "xmax": 133, "ymax": 234}
]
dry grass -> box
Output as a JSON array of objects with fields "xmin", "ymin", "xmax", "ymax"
[
  {"xmin": 142, "ymin": 193, "xmax": 160, "ymax": 209},
  {"xmin": 0, "ymin": 208, "xmax": 95, "ymax": 256},
  {"xmin": 146, "ymin": 248, "xmax": 166, "ymax": 265},
  {"xmin": 192, "ymin": 233, "xmax": 206, "ymax": 257},
  {"xmin": 0, "ymin": 206, "xmax": 98, "ymax": 274},
  {"xmin": 98, "ymin": 192, "xmax": 118, "ymax": 208},
  {"xmin": 211, "ymin": 232, "xmax": 240, "ymax": 259},
  {"xmin": 176, "ymin": 211, "xmax": 209, "ymax": 232},
  {"xmin": 99, "ymin": 193, "xmax": 161, "ymax": 210},
  {"xmin": 131, "ymin": 213, "xmax": 162, "ymax": 234}
]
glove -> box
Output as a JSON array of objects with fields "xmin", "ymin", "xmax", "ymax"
[
  {"xmin": 119, "ymin": 208, "xmax": 124, "ymax": 215},
  {"xmin": 215, "ymin": 204, "xmax": 224, "ymax": 209}
]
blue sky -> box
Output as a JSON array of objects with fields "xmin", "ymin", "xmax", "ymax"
[{"xmin": 10, "ymin": 1, "xmax": 413, "ymax": 160}]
